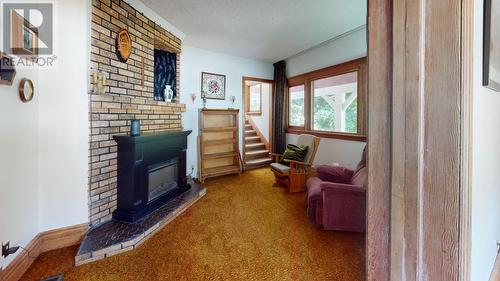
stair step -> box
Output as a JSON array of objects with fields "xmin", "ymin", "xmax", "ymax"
[
  {"xmin": 246, "ymin": 142, "xmax": 266, "ymax": 149},
  {"xmin": 245, "ymin": 149, "xmax": 269, "ymax": 156},
  {"xmin": 245, "ymin": 157, "xmax": 273, "ymax": 168},
  {"xmin": 245, "ymin": 136, "xmax": 260, "ymax": 143},
  {"xmin": 245, "ymin": 130, "xmax": 257, "ymax": 136},
  {"xmin": 245, "ymin": 124, "xmax": 252, "ymax": 128}
]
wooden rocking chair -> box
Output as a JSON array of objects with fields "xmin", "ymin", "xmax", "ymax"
[{"xmin": 270, "ymin": 134, "xmax": 321, "ymax": 193}]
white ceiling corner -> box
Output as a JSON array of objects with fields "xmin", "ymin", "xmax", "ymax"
[{"xmin": 140, "ymin": 0, "xmax": 366, "ymax": 62}]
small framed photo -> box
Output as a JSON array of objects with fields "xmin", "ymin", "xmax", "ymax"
[
  {"xmin": 483, "ymin": 0, "xmax": 500, "ymax": 91},
  {"xmin": 201, "ymin": 72, "xmax": 226, "ymax": 100}
]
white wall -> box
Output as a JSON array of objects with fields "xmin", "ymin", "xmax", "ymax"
[
  {"xmin": 180, "ymin": 45, "xmax": 273, "ymax": 177},
  {"xmin": 37, "ymin": 0, "xmax": 90, "ymax": 232},
  {"xmin": 0, "ymin": 68, "xmax": 40, "ymax": 269},
  {"xmin": 286, "ymin": 26, "xmax": 367, "ymax": 77},
  {"xmin": 0, "ymin": 0, "xmax": 89, "ymax": 269},
  {"xmin": 471, "ymin": 0, "xmax": 500, "ymax": 279},
  {"xmin": 285, "ymin": 26, "xmax": 367, "ymax": 168},
  {"xmin": 248, "ymin": 83, "xmax": 271, "ymax": 142}
]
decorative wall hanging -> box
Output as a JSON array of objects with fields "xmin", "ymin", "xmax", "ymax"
[
  {"xmin": 19, "ymin": 78, "xmax": 34, "ymax": 102},
  {"xmin": 230, "ymin": 95, "xmax": 236, "ymax": 108},
  {"xmin": 154, "ymin": 49, "xmax": 177, "ymax": 101},
  {"xmin": 116, "ymin": 29, "xmax": 132, "ymax": 63},
  {"xmin": 0, "ymin": 52, "xmax": 16, "ymax": 86},
  {"xmin": 92, "ymin": 71, "xmax": 107, "ymax": 94},
  {"xmin": 483, "ymin": 0, "xmax": 500, "ymax": 91},
  {"xmin": 201, "ymin": 72, "xmax": 226, "ymax": 100}
]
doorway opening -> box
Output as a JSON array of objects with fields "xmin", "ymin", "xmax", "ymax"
[{"xmin": 242, "ymin": 77, "xmax": 274, "ymax": 170}]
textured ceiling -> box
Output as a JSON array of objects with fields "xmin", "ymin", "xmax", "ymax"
[{"xmin": 141, "ymin": 0, "xmax": 366, "ymax": 62}]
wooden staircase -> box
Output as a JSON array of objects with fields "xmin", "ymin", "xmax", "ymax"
[{"xmin": 244, "ymin": 118, "xmax": 273, "ymax": 169}]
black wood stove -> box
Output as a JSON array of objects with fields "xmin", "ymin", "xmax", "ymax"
[{"xmin": 112, "ymin": 130, "xmax": 192, "ymax": 223}]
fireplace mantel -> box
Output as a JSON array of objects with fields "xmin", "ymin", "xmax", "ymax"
[{"xmin": 112, "ymin": 130, "xmax": 192, "ymax": 223}]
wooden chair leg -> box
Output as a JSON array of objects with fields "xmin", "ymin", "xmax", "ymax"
[
  {"xmin": 289, "ymin": 172, "xmax": 307, "ymax": 193},
  {"xmin": 273, "ymin": 173, "xmax": 281, "ymax": 187}
]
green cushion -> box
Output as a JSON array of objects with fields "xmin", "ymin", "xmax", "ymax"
[{"xmin": 281, "ymin": 144, "xmax": 308, "ymax": 165}]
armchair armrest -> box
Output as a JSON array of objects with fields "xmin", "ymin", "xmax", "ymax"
[
  {"xmin": 287, "ymin": 160, "xmax": 311, "ymax": 166},
  {"xmin": 269, "ymin": 152, "xmax": 283, "ymax": 163},
  {"xmin": 321, "ymin": 182, "xmax": 366, "ymax": 194},
  {"xmin": 316, "ymin": 165, "xmax": 354, "ymax": 184}
]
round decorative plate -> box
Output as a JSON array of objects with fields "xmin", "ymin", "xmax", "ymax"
[{"xmin": 116, "ymin": 29, "xmax": 132, "ymax": 62}]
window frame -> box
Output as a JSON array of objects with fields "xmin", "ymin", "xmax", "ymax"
[
  {"xmin": 247, "ymin": 83, "xmax": 262, "ymax": 115},
  {"xmin": 286, "ymin": 57, "xmax": 367, "ymax": 142},
  {"xmin": 286, "ymin": 84, "xmax": 307, "ymax": 129}
]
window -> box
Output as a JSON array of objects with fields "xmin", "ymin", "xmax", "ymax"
[
  {"xmin": 312, "ymin": 72, "xmax": 358, "ymax": 133},
  {"xmin": 286, "ymin": 58, "xmax": 366, "ymax": 141},
  {"xmin": 248, "ymin": 84, "xmax": 262, "ymax": 114},
  {"xmin": 288, "ymin": 85, "xmax": 305, "ymax": 127}
]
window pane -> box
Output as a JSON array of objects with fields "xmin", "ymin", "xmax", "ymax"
[
  {"xmin": 289, "ymin": 85, "xmax": 305, "ymax": 127},
  {"xmin": 312, "ymin": 72, "xmax": 358, "ymax": 133},
  {"xmin": 249, "ymin": 84, "xmax": 261, "ymax": 112}
]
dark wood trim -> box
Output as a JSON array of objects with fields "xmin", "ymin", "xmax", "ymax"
[
  {"xmin": 286, "ymin": 57, "xmax": 367, "ymax": 137},
  {"xmin": 286, "ymin": 84, "xmax": 306, "ymax": 129},
  {"xmin": 288, "ymin": 57, "xmax": 367, "ymax": 82},
  {"xmin": 286, "ymin": 128, "xmax": 366, "ymax": 142},
  {"xmin": 367, "ymin": 0, "xmax": 392, "ymax": 280},
  {"xmin": 0, "ymin": 223, "xmax": 88, "ymax": 281},
  {"xmin": 242, "ymin": 76, "xmax": 273, "ymax": 84}
]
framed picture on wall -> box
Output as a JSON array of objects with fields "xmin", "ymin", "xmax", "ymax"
[
  {"xmin": 483, "ymin": 0, "xmax": 500, "ymax": 91},
  {"xmin": 201, "ymin": 72, "xmax": 226, "ymax": 100}
]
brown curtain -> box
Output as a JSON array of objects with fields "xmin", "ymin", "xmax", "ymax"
[{"xmin": 272, "ymin": 61, "xmax": 287, "ymax": 154}]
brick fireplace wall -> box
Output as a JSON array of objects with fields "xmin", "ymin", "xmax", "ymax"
[{"xmin": 89, "ymin": 0, "xmax": 185, "ymax": 226}]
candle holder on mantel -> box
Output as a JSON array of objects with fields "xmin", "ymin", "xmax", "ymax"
[
  {"xmin": 201, "ymin": 92, "xmax": 207, "ymax": 109},
  {"xmin": 229, "ymin": 95, "xmax": 236, "ymax": 109},
  {"xmin": 130, "ymin": 119, "xmax": 141, "ymax": 136}
]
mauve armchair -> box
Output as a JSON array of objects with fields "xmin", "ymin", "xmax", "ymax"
[{"xmin": 306, "ymin": 147, "xmax": 367, "ymax": 232}]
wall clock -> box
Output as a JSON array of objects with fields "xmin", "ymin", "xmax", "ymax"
[
  {"xmin": 19, "ymin": 78, "xmax": 34, "ymax": 102},
  {"xmin": 116, "ymin": 29, "xmax": 132, "ymax": 63}
]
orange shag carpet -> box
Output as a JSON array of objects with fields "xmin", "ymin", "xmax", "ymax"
[{"xmin": 21, "ymin": 168, "xmax": 365, "ymax": 281}]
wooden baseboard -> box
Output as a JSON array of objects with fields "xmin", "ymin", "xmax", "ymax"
[
  {"xmin": 490, "ymin": 252, "xmax": 500, "ymax": 281},
  {"xmin": 0, "ymin": 223, "xmax": 88, "ymax": 281},
  {"xmin": 40, "ymin": 224, "xmax": 88, "ymax": 253}
]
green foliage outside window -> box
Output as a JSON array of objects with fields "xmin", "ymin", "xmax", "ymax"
[
  {"xmin": 313, "ymin": 96, "xmax": 335, "ymax": 131},
  {"xmin": 290, "ymin": 98, "xmax": 305, "ymax": 126},
  {"xmin": 290, "ymin": 93, "xmax": 358, "ymax": 133}
]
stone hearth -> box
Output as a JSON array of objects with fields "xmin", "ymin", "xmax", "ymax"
[{"xmin": 75, "ymin": 182, "xmax": 205, "ymax": 266}]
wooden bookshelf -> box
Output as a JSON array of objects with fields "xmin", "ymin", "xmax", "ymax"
[{"xmin": 198, "ymin": 109, "xmax": 242, "ymax": 182}]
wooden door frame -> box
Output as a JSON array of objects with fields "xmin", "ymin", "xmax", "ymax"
[
  {"xmin": 366, "ymin": 1, "xmax": 392, "ymax": 279},
  {"xmin": 241, "ymin": 76, "xmax": 274, "ymax": 165},
  {"xmin": 367, "ymin": 0, "xmax": 472, "ymax": 280}
]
